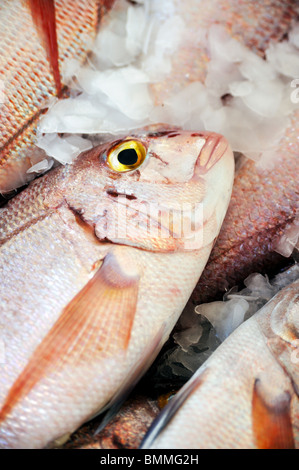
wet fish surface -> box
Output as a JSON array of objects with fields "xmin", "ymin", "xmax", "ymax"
[
  {"xmin": 142, "ymin": 277, "xmax": 299, "ymax": 449},
  {"xmin": 0, "ymin": 129, "xmax": 234, "ymax": 448}
]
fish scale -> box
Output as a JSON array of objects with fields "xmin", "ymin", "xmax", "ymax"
[
  {"xmin": 0, "ymin": 0, "xmax": 96, "ymax": 142},
  {"xmin": 192, "ymin": 110, "xmax": 299, "ymax": 304}
]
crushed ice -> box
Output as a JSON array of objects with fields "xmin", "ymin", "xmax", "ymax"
[
  {"xmin": 153, "ymin": 264, "xmax": 299, "ymax": 381},
  {"xmin": 32, "ymin": 0, "xmax": 299, "ymax": 174}
]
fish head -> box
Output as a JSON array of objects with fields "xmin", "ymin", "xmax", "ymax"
[
  {"xmin": 64, "ymin": 127, "xmax": 235, "ymax": 253},
  {"xmin": 64, "ymin": 128, "xmax": 234, "ymax": 252}
]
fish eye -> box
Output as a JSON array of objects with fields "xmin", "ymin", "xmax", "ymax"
[{"xmin": 106, "ymin": 139, "xmax": 147, "ymax": 172}]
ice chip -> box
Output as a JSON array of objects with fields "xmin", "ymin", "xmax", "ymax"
[
  {"xmin": 26, "ymin": 158, "xmax": 54, "ymax": 174},
  {"xmin": 289, "ymin": 24, "xmax": 299, "ymax": 49},
  {"xmin": 36, "ymin": 134, "xmax": 92, "ymax": 164},
  {"xmin": 238, "ymin": 53, "xmax": 276, "ymax": 82},
  {"xmin": 242, "ymin": 273, "xmax": 275, "ymax": 300},
  {"xmin": 241, "ymin": 80, "xmax": 283, "ymax": 117},
  {"xmin": 208, "ymin": 25, "xmax": 246, "ymax": 63},
  {"xmin": 126, "ymin": 5, "xmax": 147, "ymax": 56},
  {"xmin": 173, "ymin": 325, "xmax": 203, "ymax": 352},
  {"xmin": 266, "ymin": 41, "xmax": 299, "ymax": 78},
  {"xmin": 195, "ymin": 298, "xmax": 249, "ymax": 342},
  {"xmin": 229, "ymin": 80, "xmax": 253, "ymax": 97},
  {"xmin": 273, "ymin": 216, "xmax": 299, "ymax": 257}
]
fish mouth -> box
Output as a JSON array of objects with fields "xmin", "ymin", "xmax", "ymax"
[{"xmin": 194, "ymin": 133, "xmax": 229, "ymax": 176}]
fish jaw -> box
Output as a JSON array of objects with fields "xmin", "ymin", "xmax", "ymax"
[
  {"xmin": 142, "ymin": 279, "xmax": 299, "ymax": 449},
  {"xmin": 0, "ymin": 129, "xmax": 234, "ymax": 448}
]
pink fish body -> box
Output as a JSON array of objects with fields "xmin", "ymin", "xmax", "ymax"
[{"xmin": 0, "ymin": 128, "xmax": 234, "ymax": 448}]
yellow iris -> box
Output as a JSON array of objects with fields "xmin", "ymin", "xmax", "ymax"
[{"xmin": 106, "ymin": 139, "xmax": 147, "ymax": 172}]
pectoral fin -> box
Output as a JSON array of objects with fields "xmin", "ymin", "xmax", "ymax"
[
  {"xmin": 0, "ymin": 252, "xmax": 140, "ymax": 422},
  {"xmin": 252, "ymin": 378, "xmax": 295, "ymax": 449}
]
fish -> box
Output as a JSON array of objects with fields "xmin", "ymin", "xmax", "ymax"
[
  {"xmin": 0, "ymin": 128, "xmax": 234, "ymax": 448},
  {"xmin": 141, "ymin": 277, "xmax": 299, "ymax": 449}
]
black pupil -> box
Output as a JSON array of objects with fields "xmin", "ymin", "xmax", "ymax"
[{"xmin": 118, "ymin": 148, "xmax": 138, "ymax": 166}]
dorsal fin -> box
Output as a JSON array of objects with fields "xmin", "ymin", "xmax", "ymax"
[{"xmin": 28, "ymin": 0, "xmax": 61, "ymax": 94}]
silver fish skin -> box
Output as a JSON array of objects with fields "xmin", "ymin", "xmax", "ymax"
[
  {"xmin": 0, "ymin": 128, "xmax": 234, "ymax": 448},
  {"xmin": 142, "ymin": 277, "xmax": 299, "ymax": 449}
]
